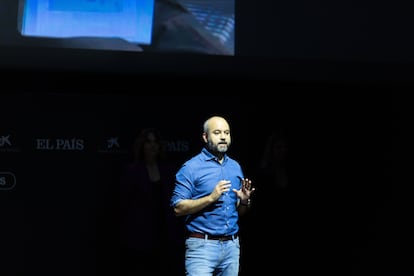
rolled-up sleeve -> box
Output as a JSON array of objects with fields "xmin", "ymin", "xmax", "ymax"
[{"xmin": 170, "ymin": 163, "xmax": 193, "ymax": 207}]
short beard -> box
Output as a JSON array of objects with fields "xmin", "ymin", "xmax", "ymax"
[
  {"xmin": 208, "ymin": 141, "xmax": 228, "ymax": 154},
  {"xmin": 217, "ymin": 145, "xmax": 228, "ymax": 153}
]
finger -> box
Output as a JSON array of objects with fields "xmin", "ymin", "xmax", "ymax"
[{"xmin": 244, "ymin": 179, "xmax": 251, "ymax": 189}]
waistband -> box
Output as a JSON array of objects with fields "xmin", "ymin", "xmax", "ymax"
[{"xmin": 187, "ymin": 232, "xmax": 238, "ymax": 241}]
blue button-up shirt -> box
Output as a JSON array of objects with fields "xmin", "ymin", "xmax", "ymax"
[{"xmin": 170, "ymin": 147, "xmax": 244, "ymax": 236}]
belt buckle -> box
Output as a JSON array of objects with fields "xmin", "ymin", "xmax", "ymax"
[{"xmin": 219, "ymin": 235, "xmax": 233, "ymax": 241}]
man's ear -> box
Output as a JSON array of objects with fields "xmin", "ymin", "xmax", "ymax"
[{"xmin": 202, "ymin": 132, "xmax": 208, "ymax": 143}]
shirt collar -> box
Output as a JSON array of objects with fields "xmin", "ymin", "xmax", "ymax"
[{"xmin": 201, "ymin": 147, "xmax": 227, "ymax": 163}]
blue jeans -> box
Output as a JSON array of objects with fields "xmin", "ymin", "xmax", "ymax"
[{"xmin": 185, "ymin": 236, "xmax": 240, "ymax": 276}]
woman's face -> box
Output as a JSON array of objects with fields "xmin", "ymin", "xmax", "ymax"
[{"xmin": 143, "ymin": 132, "xmax": 160, "ymax": 157}]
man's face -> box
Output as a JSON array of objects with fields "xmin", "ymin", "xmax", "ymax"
[{"xmin": 205, "ymin": 118, "xmax": 231, "ymax": 154}]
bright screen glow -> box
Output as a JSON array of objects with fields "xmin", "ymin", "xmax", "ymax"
[
  {"xmin": 20, "ymin": 0, "xmax": 155, "ymax": 45},
  {"xmin": 7, "ymin": 0, "xmax": 235, "ymax": 55}
]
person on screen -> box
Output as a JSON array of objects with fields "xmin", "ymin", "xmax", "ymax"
[
  {"xmin": 119, "ymin": 128, "xmax": 184, "ymax": 275},
  {"xmin": 170, "ymin": 116, "xmax": 255, "ymax": 275}
]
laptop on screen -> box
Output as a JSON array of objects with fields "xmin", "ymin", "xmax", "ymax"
[{"xmin": 18, "ymin": 0, "xmax": 155, "ymax": 46}]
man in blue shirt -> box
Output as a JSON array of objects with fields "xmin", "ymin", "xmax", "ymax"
[{"xmin": 170, "ymin": 115, "xmax": 255, "ymax": 276}]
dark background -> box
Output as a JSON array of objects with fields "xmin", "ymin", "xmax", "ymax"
[
  {"xmin": 0, "ymin": 92, "xmax": 407, "ymax": 276},
  {"xmin": 0, "ymin": 0, "xmax": 410, "ymax": 275}
]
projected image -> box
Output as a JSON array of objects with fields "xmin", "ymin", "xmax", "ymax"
[
  {"xmin": 49, "ymin": 0, "xmax": 124, "ymax": 12},
  {"xmin": 1, "ymin": 0, "xmax": 235, "ymax": 55},
  {"xmin": 21, "ymin": 0, "xmax": 155, "ymax": 45}
]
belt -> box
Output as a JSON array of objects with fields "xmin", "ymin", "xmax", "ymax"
[{"xmin": 187, "ymin": 232, "xmax": 238, "ymax": 241}]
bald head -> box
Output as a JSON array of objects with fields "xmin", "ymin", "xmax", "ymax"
[
  {"xmin": 203, "ymin": 116, "xmax": 230, "ymax": 133},
  {"xmin": 202, "ymin": 116, "xmax": 231, "ymax": 156}
]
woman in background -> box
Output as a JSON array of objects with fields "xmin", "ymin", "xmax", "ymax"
[{"xmin": 119, "ymin": 128, "xmax": 184, "ymax": 275}]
